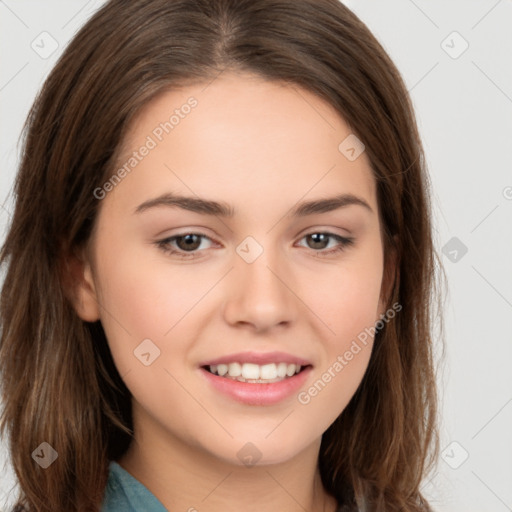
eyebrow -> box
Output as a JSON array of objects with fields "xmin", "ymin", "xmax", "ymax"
[{"xmin": 134, "ymin": 192, "xmax": 373, "ymax": 217}]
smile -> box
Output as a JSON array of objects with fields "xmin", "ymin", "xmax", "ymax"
[{"xmin": 205, "ymin": 362, "xmax": 304, "ymax": 383}]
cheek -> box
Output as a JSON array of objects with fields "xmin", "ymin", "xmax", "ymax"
[
  {"xmin": 296, "ymin": 278, "xmax": 380, "ymax": 429},
  {"xmin": 298, "ymin": 249, "xmax": 383, "ymax": 406},
  {"xmin": 305, "ymin": 249, "xmax": 384, "ymax": 345},
  {"xmin": 93, "ymin": 244, "xmax": 212, "ymax": 335},
  {"xmin": 90, "ymin": 242, "xmax": 202, "ymax": 378},
  {"xmin": 91, "ymin": 251, "xmax": 212, "ymax": 434}
]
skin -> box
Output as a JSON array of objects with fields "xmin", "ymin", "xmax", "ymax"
[{"xmin": 70, "ymin": 71, "xmax": 395, "ymax": 512}]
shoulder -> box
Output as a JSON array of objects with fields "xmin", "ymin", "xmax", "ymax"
[{"xmin": 101, "ymin": 461, "xmax": 167, "ymax": 512}]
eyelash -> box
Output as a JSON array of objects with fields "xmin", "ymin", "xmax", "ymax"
[{"xmin": 155, "ymin": 231, "xmax": 355, "ymax": 259}]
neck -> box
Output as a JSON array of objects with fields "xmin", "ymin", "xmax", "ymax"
[{"xmin": 117, "ymin": 404, "xmax": 338, "ymax": 512}]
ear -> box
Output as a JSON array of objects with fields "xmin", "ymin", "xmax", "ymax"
[
  {"xmin": 61, "ymin": 245, "xmax": 101, "ymax": 322},
  {"xmin": 377, "ymin": 236, "xmax": 399, "ymax": 318}
]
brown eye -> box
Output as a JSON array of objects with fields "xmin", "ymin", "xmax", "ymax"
[
  {"xmin": 174, "ymin": 234, "xmax": 202, "ymax": 251},
  {"xmin": 305, "ymin": 233, "xmax": 330, "ymax": 250},
  {"xmin": 298, "ymin": 232, "xmax": 355, "ymax": 256},
  {"xmin": 156, "ymin": 232, "xmax": 215, "ymax": 258}
]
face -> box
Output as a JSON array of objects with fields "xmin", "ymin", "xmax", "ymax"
[{"xmin": 75, "ymin": 71, "xmax": 392, "ymax": 467}]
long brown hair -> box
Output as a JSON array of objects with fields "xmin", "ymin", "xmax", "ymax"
[{"xmin": 0, "ymin": 0, "xmax": 444, "ymax": 510}]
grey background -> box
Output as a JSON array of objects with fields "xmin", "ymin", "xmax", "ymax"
[{"xmin": 1, "ymin": 1, "xmax": 511, "ymax": 510}]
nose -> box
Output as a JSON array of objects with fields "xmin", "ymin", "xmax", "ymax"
[{"xmin": 222, "ymin": 243, "xmax": 298, "ymax": 332}]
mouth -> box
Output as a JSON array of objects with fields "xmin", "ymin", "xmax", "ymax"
[
  {"xmin": 198, "ymin": 351, "xmax": 313, "ymax": 405},
  {"xmin": 202, "ymin": 362, "xmax": 312, "ymax": 384}
]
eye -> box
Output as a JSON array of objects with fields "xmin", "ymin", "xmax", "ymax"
[
  {"xmin": 156, "ymin": 232, "xmax": 215, "ymax": 259},
  {"xmin": 155, "ymin": 231, "xmax": 354, "ymax": 259},
  {"xmin": 297, "ymin": 232, "xmax": 354, "ymax": 256}
]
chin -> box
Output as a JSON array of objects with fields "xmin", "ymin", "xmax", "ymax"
[{"xmin": 204, "ymin": 431, "xmax": 316, "ymax": 468}]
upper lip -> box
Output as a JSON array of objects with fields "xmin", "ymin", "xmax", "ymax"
[{"xmin": 200, "ymin": 351, "xmax": 312, "ymax": 367}]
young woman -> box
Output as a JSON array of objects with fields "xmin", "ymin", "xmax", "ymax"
[{"xmin": 0, "ymin": 0, "xmax": 443, "ymax": 510}]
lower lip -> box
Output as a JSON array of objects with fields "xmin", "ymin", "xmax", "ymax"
[{"xmin": 200, "ymin": 366, "xmax": 312, "ymax": 406}]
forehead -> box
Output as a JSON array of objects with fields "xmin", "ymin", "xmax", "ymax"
[{"xmin": 111, "ymin": 71, "xmax": 377, "ymax": 216}]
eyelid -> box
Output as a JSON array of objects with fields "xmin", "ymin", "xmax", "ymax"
[
  {"xmin": 155, "ymin": 231, "xmax": 218, "ymax": 256},
  {"xmin": 295, "ymin": 231, "xmax": 355, "ymax": 255},
  {"xmin": 299, "ymin": 226, "xmax": 353, "ymax": 239}
]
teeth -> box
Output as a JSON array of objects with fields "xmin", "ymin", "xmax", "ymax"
[
  {"xmin": 260, "ymin": 363, "xmax": 277, "ymax": 380},
  {"xmin": 286, "ymin": 364, "xmax": 296, "ymax": 377},
  {"xmin": 217, "ymin": 364, "xmax": 228, "ymax": 376},
  {"xmin": 208, "ymin": 362, "xmax": 304, "ymax": 381},
  {"xmin": 242, "ymin": 363, "xmax": 260, "ymax": 380},
  {"xmin": 227, "ymin": 362, "xmax": 242, "ymax": 377},
  {"xmin": 276, "ymin": 362, "xmax": 288, "ymax": 378}
]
